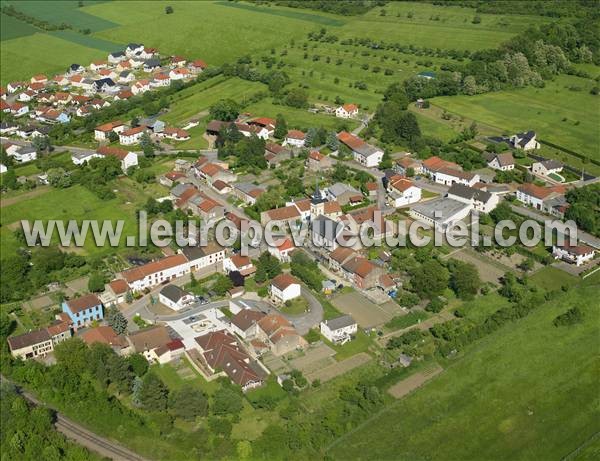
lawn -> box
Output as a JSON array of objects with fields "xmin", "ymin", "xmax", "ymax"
[
  {"xmin": 0, "ymin": 184, "xmax": 143, "ymax": 257},
  {"xmin": 162, "ymin": 77, "xmax": 266, "ymax": 125},
  {"xmin": 529, "ymin": 266, "xmax": 580, "ymax": 291},
  {"xmin": 433, "ymin": 74, "xmax": 600, "ymax": 163},
  {"xmin": 87, "ymin": 0, "xmax": 325, "ymax": 66},
  {"xmin": 329, "ymin": 283, "xmax": 600, "ymax": 460},
  {"xmin": 244, "ymin": 98, "xmax": 360, "ymax": 132},
  {"xmin": 151, "ymin": 358, "xmax": 221, "ymax": 396},
  {"xmin": 324, "ymin": 330, "xmax": 375, "ymax": 361},
  {"xmin": 280, "ymin": 296, "xmax": 309, "ymax": 316}
]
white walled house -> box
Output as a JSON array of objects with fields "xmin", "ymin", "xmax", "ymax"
[
  {"xmin": 433, "ymin": 168, "xmax": 479, "ymax": 187},
  {"xmin": 119, "ymin": 126, "xmax": 146, "ymax": 145},
  {"xmin": 94, "ymin": 120, "xmax": 125, "ymax": 141},
  {"xmin": 159, "ymin": 285, "xmax": 195, "ymax": 311},
  {"xmin": 532, "ymin": 160, "xmax": 563, "ymax": 177},
  {"xmin": 181, "ymin": 245, "xmax": 226, "ymax": 272},
  {"xmin": 335, "ymin": 103, "xmax": 358, "ymax": 119},
  {"xmin": 446, "ymin": 183, "xmax": 499, "ymax": 214},
  {"xmin": 552, "ymin": 244, "xmax": 595, "ymax": 266},
  {"xmin": 270, "ymin": 274, "xmax": 301, "ymax": 303},
  {"xmin": 486, "ymin": 152, "xmax": 515, "ymax": 171},
  {"xmin": 388, "ymin": 177, "xmax": 422, "ymax": 207},
  {"xmin": 71, "ymin": 151, "xmax": 103, "ymax": 165},
  {"xmin": 509, "ymin": 131, "xmax": 540, "ymax": 150},
  {"xmin": 121, "ymin": 254, "xmax": 190, "ymax": 291},
  {"xmin": 353, "ymin": 144, "xmax": 384, "ymax": 168},
  {"xmin": 97, "ymin": 146, "xmax": 138, "ymax": 172},
  {"xmin": 320, "ymin": 315, "xmax": 357, "ymax": 345},
  {"xmin": 11, "ymin": 146, "xmax": 37, "ymax": 163},
  {"xmin": 516, "ymin": 183, "xmax": 556, "ymax": 210},
  {"xmin": 283, "ymin": 130, "xmax": 305, "ymax": 148},
  {"xmin": 223, "ymin": 255, "xmax": 255, "ymax": 277}
]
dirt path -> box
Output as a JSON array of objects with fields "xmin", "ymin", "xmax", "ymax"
[
  {"xmin": 1, "ymin": 186, "xmax": 51, "ymax": 207},
  {"xmin": 387, "ymin": 363, "xmax": 443, "ymax": 399}
]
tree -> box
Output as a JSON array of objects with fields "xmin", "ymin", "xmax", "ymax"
[
  {"xmin": 209, "ymin": 99, "xmax": 240, "ymax": 121},
  {"xmin": 106, "ymin": 307, "xmax": 128, "ymax": 334},
  {"xmin": 107, "ymin": 131, "xmax": 119, "ymax": 142},
  {"xmin": 274, "ymin": 114, "xmax": 288, "ymax": 139},
  {"xmin": 140, "ymin": 132, "xmax": 154, "ymax": 157},
  {"xmin": 87, "ymin": 272, "xmax": 105, "ymax": 292},
  {"xmin": 326, "ymin": 130, "xmax": 340, "ymax": 151},
  {"xmin": 379, "ymin": 150, "xmax": 392, "ymax": 170},
  {"xmin": 169, "ymin": 385, "xmax": 208, "ymax": 420},
  {"xmin": 212, "ymin": 274, "xmax": 233, "ymax": 296},
  {"xmin": 139, "ymin": 373, "xmax": 169, "ymax": 411},
  {"xmin": 165, "ymin": 5, "xmax": 173, "ymax": 14},
  {"xmin": 212, "ymin": 386, "xmax": 243, "ymax": 416},
  {"xmin": 283, "ymin": 88, "xmax": 309, "ymax": 108},
  {"xmin": 449, "ymin": 261, "xmax": 481, "ymax": 299},
  {"xmin": 255, "ymin": 252, "xmax": 282, "ymax": 284},
  {"xmin": 128, "ymin": 353, "xmax": 149, "ymax": 377},
  {"xmin": 410, "ymin": 259, "xmax": 449, "ymax": 299}
]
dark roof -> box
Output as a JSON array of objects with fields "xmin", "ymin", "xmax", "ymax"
[
  {"xmin": 144, "ymin": 59, "xmax": 160, "ymax": 68},
  {"xmin": 110, "ymin": 51, "xmax": 125, "ymax": 57},
  {"xmin": 160, "ymin": 284, "xmax": 189, "ymax": 303},
  {"xmin": 94, "ymin": 78, "xmax": 116, "ymax": 87},
  {"xmin": 231, "ymin": 309, "xmax": 266, "ymax": 332},
  {"xmin": 7, "ymin": 329, "xmax": 51, "ymax": 350},
  {"xmin": 312, "ymin": 215, "xmax": 342, "ymax": 241},
  {"xmin": 447, "ymin": 183, "xmax": 491, "ymax": 203},
  {"xmin": 127, "ymin": 43, "xmax": 142, "ymax": 49},
  {"xmin": 538, "ymin": 159, "xmax": 562, "ymax": 170},
  {"xmin": 69, "ymin": 63, "xmax": 82, "ymax": 71},
  {"xmin": 323, "ymin": 315, "xmax": 356, "ymax": 331}
]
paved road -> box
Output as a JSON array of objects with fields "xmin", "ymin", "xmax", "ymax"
[
  {"xmin": 285, "ymin": 286, "xmax": 324, "ymax": 335},
  {"xmin": 3, "ymin": 376, "xmax": 148, "ymax": 461},
  {"xmin": 510, "ymin": 204, "xmax": 600, "ymax": 249}
]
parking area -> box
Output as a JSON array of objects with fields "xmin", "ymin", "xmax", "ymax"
[{"xmin": 331, "ymin": 291, "xmax": 394, "ymax": 328}]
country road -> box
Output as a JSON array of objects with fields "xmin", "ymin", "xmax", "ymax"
[{"xmin": 3, "ymin": 376, "xmax": 149, "ymax": 461}]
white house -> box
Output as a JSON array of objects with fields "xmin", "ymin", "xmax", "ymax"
[
  {"xmin": 509, "ymin": 131, "xmax": 540, "ymax": 150},
  {"xmin": 486, "ymin": 152, "xmax": 515, "ymax": 171},
  {"xmin": 158, "ymin": 285, "xmax": 195, "ymax": 311},
  {"xmin": 270, "ymin": 274, "xmax": 301, "ymax": 303},
  {"xmin": 446, "ymin": 183, "xmax": 498, "ymax": 214},
  {"xmin": 119, "ymin": 126, "xmax": 146, "ymax": 145},
  {"xmin": 552, "ymin": 243, "xmax": 595, "ymax": 267},
  {"xmin": 283, "ymin": 130, "xmax": 305, "ymax": 148},
  {"xmin": 320, "ymin": 315, "xmax": 357, "ymax": 345},
  {"xmin": 131, "ymin": 80, "xmax": 151, "ymax": 95},
  {"xmin": 180, "ymin": 244, "xmax": 226, "ymax": 272},
  {"xmin": 223, "ymin": 255, "xmax": 255, "ymax": 277},
  {"xmin": 433, "ymin": 167, "xmax": 479, "ymax": 187},
  {"xmin": 335, "ymin": 103, "xmax": 358, "ymax": 119},
  {"xmin": 125, "ymin": 43, "xmax": 144, "ymax": 57},
  {"xmin": 152, "ymin": 73, "xmax": 171, "ymax": 87},
  {"xmin": 11, "ymin": 146, "xmax": 37, "ymax": 163},
  {"xmin": 0, "ymin": 164, "xmax": 7, "ymax": 174},
  {"xmin": 388, "ymin": 177, "xmax": 422, "ymax": 207},
  {"xmin": 97, "ymin": 146, "xmax": 139, "ymax": 172},
  {"xmin": 94, "ymin": 120, "xmax": 125, "ymax": 141},
  {"xmin": 71, "ymin": 151, "xmax": 103, "ymax": 165},
  {"xmin": 532, "ymin": 160, "xmax": 563, "ymax": 177},
  {"xmin": 121, "ymin": 254, "xmax": 190, "ymax": 291},
  {"xmin": 337, "ymin": 131, "xmax": 383, "ymax": 168},
  {"xmin": 268, "ymin": 237, "xmax": 295, "ymax": 262},
  {"xmin": 108, "ymin": 51, "xmax": 126, "ymax": 63},
  {"xmin": 515, "ymin": 183, "xmax": 561, "ymax": 210},
  {"xmin": 409, "ymin": 197, "xmax": 472, "ymax": 231}
]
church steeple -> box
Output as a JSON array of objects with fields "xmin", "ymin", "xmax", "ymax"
[{"xmin": 311, "ymin": 177, "xmax": 325, "ymax": 205}]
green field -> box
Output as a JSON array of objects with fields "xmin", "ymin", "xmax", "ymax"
[
  {"xmin": 0, "ymin": 13, "xmax": 39, "ymax": 40},
  {"xmin": 1, "ymin": 32, "xmax": 110, "ymax": 84},
  {"xmin": 162, "ymin": 76, "xmax": 267, "ymax": 125},
  {"xmin": 433, "ymin": 74, "xmax": 600, "ymax": 161},
  {"xmin": 0, "ymin": 183, "xmax": 141, "ymax": 256},
  {"xmin": 329, "ymin": 283, "xmax": 599, "ymax": 460}
]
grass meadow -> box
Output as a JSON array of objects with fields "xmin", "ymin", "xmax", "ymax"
[
  {"xmin": 0, "ymin": 184, "xmax": 142, "ymax": 257},
  {"xmin": 329, "ymin": 283, "xmax": 600, "ymax": 460},
  {"xmin": 433, "ymin": 74, "xmax": 600, "ymax": 162}
]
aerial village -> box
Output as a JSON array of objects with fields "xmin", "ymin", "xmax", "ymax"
[{"xmin": 1, "ymin": 41, "xmax": 598, "ymax": 395}]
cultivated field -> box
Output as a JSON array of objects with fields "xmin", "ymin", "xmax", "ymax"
[
  {"xmin": 329, "ymin": 284, "xmax": 600, "ymax": 460},
  {"xmin": 331, "ymin": 291, "xmax": 393, "ymax": 328}
]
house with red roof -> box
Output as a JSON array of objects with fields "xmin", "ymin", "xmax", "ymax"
[
  {"xmin": 307, "ymin": 150, "xmax": 333, "ymax": 171},
  {"xmin": 97, "ymin": 145, "xmax": 138, "ymax": 171},
  {"xmin": 119, "ymin": 125, "xmax": 147, "ymax": 145},
  {"xmin": 283, "ymin": 129, "xmax": 305, "ymax": 148},
  {"xmin": 552, "ymin": 242, "xmax": 595, "ymax": 267},
  {"xmin": 270, "ymin": 274, "xmax": 301, "ymax": 303},
  {"xmin": 387, "ymin": 176, "xmax": 422, "ymax": 207},
  {"xmin": 223, "ymin": 254, "xmax": 256, "ymax": 277},
  {"xmin": 188, "ymin": 59, "xmax": 207, "ymax": 73},
  {"xmin": 335, "ymin": 103, "xmax": 359, "ymax": 118},
  {"xmin": 268, "ymin": 237, "xmax": 296, "ymax": 262},
  {"xmin": 94, "ymin": 120, "xmax": 125, "ymax": 140},
  {"xmin": 121, "ymin": 254, "xmax": 190, "ymax": 291}
]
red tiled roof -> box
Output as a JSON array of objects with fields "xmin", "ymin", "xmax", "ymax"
[
  {"xmin": 337, "ymin": 131, "xmax": 365, "ymax": 150},
  {"xmin": 267, "ymin": 205, "xmax": 301, "ymax": 221},
  {"xmin": 121, "ymin": 126, "xmax": 145, "ymax": 136},
  {"xmin": 97, "ymin": 145, "xmax": 130, "ymax": 160},
  {"xmin": 122, "ymin": 254, "xmax": 188, "ymax": 282},
  {"xmin": 95, "ymin": 120, "xmax": 123, "ymax": 132},
  {"xmin": 271, "ymin": 273, "xmax": 299, "ymax": 291},
  {"xmin": 65, "ymin": 294, "xmax": 101, "ymax": 314},
  {"xmin": 109, "ymin": 279, "xmax": 129, "ymax": 295},
  {"xmin": 286, "ymin": 129, "xmax": 305, "ymax": 140},
  {"xmin": 342, "ymin": 103, "xmax": 358, "ymax": 112}
]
